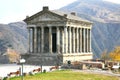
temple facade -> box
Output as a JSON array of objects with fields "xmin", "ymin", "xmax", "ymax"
[{"xmin": 23, "ymin": 6, "xmax": 93, "ymax": 65}]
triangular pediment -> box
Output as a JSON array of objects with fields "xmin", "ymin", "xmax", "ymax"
[
  {"xmin": 24, "ymin": 7, "xmax": 92, "ymax": 24},
  {"xmin": 25, "ymin": 11, "xmax": 66, "ymax": 22},
  {"xmin": 38, "ymin": 13, "xmax": 62, "ymax": 21}
]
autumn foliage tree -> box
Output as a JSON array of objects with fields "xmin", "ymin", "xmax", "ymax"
[
  {"xmin": 109, "ymin": 46, "xmax": 120, "ymax": 61},
  {"xmin": 7, "ymin": 48, "xmax": 20, "ymax": 63}
]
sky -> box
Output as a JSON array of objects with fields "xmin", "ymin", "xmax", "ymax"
[{"xmin": 0, "ymin": 0, "xmax": 120, "ymax": 24}]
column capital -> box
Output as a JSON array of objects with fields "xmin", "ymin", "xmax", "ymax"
[
  {"xmin": 27, "ymin": 25, "xmax": 36, "ymax": 28},
  {"xmin": 48, "ymin": 26, "xmax": 52, "ymax": 28},
  {"xmin": 64, "ymin": 26, "xmax": 68, "ymax": 28}
]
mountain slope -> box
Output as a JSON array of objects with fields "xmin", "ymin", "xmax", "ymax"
[
  {"xmin": 0, "ymin": 22, "xmax": 28, "ymax": 55},
  {"xmin": 60, "ymin": 0, "xmax": 120, "ymax": 58},
  {"xmin": 61, "ymin": 0, "xmax": 120, "ymax": 23}
]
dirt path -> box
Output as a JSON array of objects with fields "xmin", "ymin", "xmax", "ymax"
[{"xmin": 72, "ymin": 69, "xmax": 120, "ymax": 78}]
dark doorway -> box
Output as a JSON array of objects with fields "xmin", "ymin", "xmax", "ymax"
[{"xmin": 52, "ymin": 33, "xmax": 56, "ymax": 53}]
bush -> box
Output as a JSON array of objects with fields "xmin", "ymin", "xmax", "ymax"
[
  {"xmin": 29, "ymin": 72, "xmax": 34, "ymax": 76},
  {"xmin": 43, "ymin": 69, "xmax": 46, "ymax": 73},
  {"xmin": 3, "ymin": 77, "xmax": 9, "ymax": 80}
]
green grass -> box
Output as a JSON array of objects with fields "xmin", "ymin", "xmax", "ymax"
[{"xmin": 10, "ymin": 70, "xmax": 119, "ymax": 80}]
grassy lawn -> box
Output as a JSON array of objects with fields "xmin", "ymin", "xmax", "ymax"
[{"xmin": 10, "ymin": 70, "xmax": 119, "ymax": 80}]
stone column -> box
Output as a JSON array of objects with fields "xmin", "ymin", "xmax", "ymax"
[
  {"xmin": 66, "ymin": 27, "xmax": 68, "ymax": 53},
  {"xmin": 27, "ymin": 25, "xmax": 36, "ymax": 53},
  {"xmin": 78, "ymin": 28, "xmax": 80, "ymax": 53},
  {"xmin": 68, "ymin": 27, "xmax": 71, "ymax": 53},
  {"xmin": 57, "ymin": 27, "xmax": 60, "ymax": 53},
  {"xmin": 64, "ymin": 27, "xmax": 67, "ymax": 53},
  {"xmin": 34, "ymin": 27, "xmax": 38, "ymax": 53},
  {"xmin": 32, "ymin": 28, "xmax": 34, "ymax": 53},
  {"xmin": 62, "ymin": 28, "xmax": 64, "ymax": 53},
  {"xmin": 79, "ymin": 28, "xmax": 81, "ymax": 52},
  {"xmin": 37, "ymin": 28, "xmax": 41, "ymax": 53},
  {"xmin": 28, "ymin": 28, "xmax": 30, "ymax": 53},
  {"xmin": 87, "ymin": 29, "xmax": 89, "ymax": 52},
  {"xmin": 41, "ymin": 27, "xmax": 44, "ymax": 53},
  {"xmin": 49, "ymin": 27, "xmax": 52, "ymax": 53},
  {"xmin": 90, "ymin": 29, "xmax": 92, "ymax": 52},
  {"xmin": 73, "ymin": 28, "xmax": 75, "ymax": 53},
  {"xmin": 84, "ymin": 28, "xmax": 86, "ymax": 53},
  {"xmin": 76, "ymin": 28, "xmax": 79, "ymax": 53},
  {"xmin": 86, "ymin": 29, "xmax": 89, "ymax": 52},
  {"xmin": 71, "ymin": 27, "xmax": 73, "ymax": 53}
]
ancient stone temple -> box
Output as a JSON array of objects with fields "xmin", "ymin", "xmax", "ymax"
[{"xmin": 23, "ymin": 6, "xmax": 93, "ymax": 65}]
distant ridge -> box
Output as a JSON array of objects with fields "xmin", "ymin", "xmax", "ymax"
[{"xmin": 0, "ymin": 22, "xmax": 28, "ymax": 55}]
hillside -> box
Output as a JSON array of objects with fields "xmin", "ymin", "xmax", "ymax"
[
  {"xmin": 60, "ymin": 0, "xmax": 120, "ymax": 23},
  {"xmin": 0, "ymin": 22, "xmax": 28, "ymax": 55},
  {"xmin": 60, "ymin": 0, "xmax": 120, "ymax": 58}
]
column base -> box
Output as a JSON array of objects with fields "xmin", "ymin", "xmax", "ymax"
[
  {"xmin": 62, "ymin": 52, "xmax": 93, "ymax": 64},
  {"xmin": 21, "ymin": 52, "xmax": 93, "ymax": 65},
  {"xmin": 21, "ymin": 53, "xmax": 63, "ymax": 66}
]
